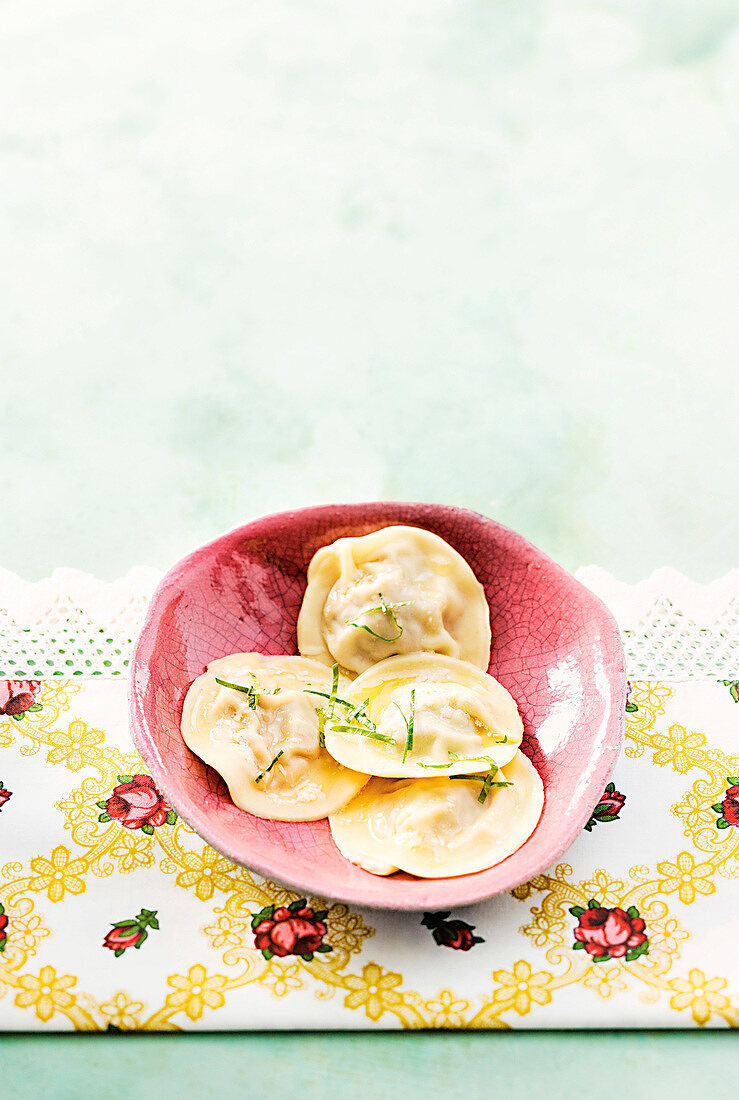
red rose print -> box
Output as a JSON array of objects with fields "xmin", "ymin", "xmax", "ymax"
[
  {"xmin": 0, "ymin": 680, "xmax": 41, "ymax": 718},
  {"xmin": 0, "ymin": 782, "xmax": 11, "ymax": 811},
  {"xmin": 104, "ymin": 926, "xmax": 146, "ymax": 952},
  {"xmin": 625, "ymin": 682, "xmax": 638, "ymax": 713},
  {"xmin": 584, "ymin": 783, "xmax": 626, "ymax": 831},
  {"xmin": 103, "ymin": 908, "xmax": 159, "ymax": 957},
  {"xmin": 721, "ymin": 680, "xmax": 739, "ymax": 703},
  {"xmin": 0, "ymin": 904, "xmax": 8, "ymax": 953},
  {"xmin": 722, "ymin": 786, "xmax": 739, "ymax": 826},
  {"xmin": 713, "ymin": 778, "xmax": 739, "ymax": 830},
  {"xmin": 98, "ymin": 774, "xmax": 176, "ymax": 834},
  {"xmin": 570, "ymin": 901, "xmax": 648, "ymax": 962},
  {"xmin": 421, "ymin": 911, "xmax": 485, "ymax": 950},
  {"xmin": 251, "ymin": 899, "xmax": 332, "ymax": 961},
  {"xmin": 598, "ymin": 790, "xmax": 626, "ymax": 816}
]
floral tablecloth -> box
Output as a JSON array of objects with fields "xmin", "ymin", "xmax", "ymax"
[{"xmin": 1, "ymin": 570, "xmax": 738, "ymax": 1030}]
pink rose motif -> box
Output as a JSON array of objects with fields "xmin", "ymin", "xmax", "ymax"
[
  {"xmin": 252, "ymin": 900, "xmax": 332, "ymax": 961},
  {"xmin": 0, "ymin": 906, "xmax": 8, "ymax": 953},
  {"xmin": 103, "ymin": 925, "xmax": 146, "ymax": 952},
  {"xmin": 722, "ymin": 785, "xmax": 739, "ymax": 827},
  {"xmin": 721, "ymin": 680, "xmax": 739, "ymax": 703},
  {"xmin": 571, "ymin": 902, "xmax": 648, "ymax": 962},
  {"xmin": 713, "ymin": 778, "xmax": 739, "ymax": 830},
  {"xmin": 0, "ymin": 680, "xmax": 41, "ymax": 717},
  {"xmin": 584, "ymin": 783, "xmax": 626, "ymax": 831},
  {"xmin": 98, "ymin": 774, "xmax": 175, "ymax": 834},
  {"xmin": 102, "ymin": 909, "xmax": 159, "ymax": 957},
  {"xmin": 421, "ymin": 911, "xmax": 485, "ymax": 950},
  {"xmin": 625, "ymin": 682, "xmax": 638, "ymax": 713}
]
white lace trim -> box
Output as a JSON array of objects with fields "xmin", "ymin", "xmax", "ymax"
[
  {"xmin": 0, "ymin": 566, "xmax": 736, "ymax": 680},
  {"xmin": 0, "ymin": 567, "xmax": 160, "ymax": 678},
  {"xmin": 575, "ymin": 567, "xmax": 739, "ymax": 680}
]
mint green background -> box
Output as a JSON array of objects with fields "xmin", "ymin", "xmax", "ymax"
[
  {"xmin": 3, "ymin": 1032, "xmax": 739, "ymax": 1098},
  {"xmin": 3, "ymin": 0, "xmax": 739, "ymax": 1093},
  {"xmin": 1, "ymin": 0, "xmax": 738, "ymax": 583}
]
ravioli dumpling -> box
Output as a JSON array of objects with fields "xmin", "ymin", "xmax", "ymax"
[
  {"xmin": 181, "ymin": 653, "xmax": 368, "ymax": 822},
  {"xmin": 329, "ymin": 750, "xmax": 543, "ymax": 877},
  {"xmin": 322, "ymin": 653, "xmax": 523, "ymax": 778},
  {"xmin": 297, "ymin": 525, "xmax": 491, "ymax": 675}
]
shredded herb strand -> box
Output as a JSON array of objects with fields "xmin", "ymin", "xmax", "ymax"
[
  {"xmin": 255, "ymin": 750, "xmax": 284, "ymax": 784},
  {"xmin": 419, "ymin": 752, "xmax": 499, "ymax": 775},
  {"xmin": 345, "ymin": 697, "xmax": 372, "ymax": 725},
  {"xmin": 349, "ymin": 593, "xmax": 412, "ymax": 642},
  {"xmin": 304, "ymin": 688, "xmax": 355, "ymax": 709},
  {"xmin": 328, "ymin": 663, "xmax": 340, "ymax": 719},
  {"xmin": 449, "ymin": 765, "xmax": 512, "ymax": 804},
  {"xmin": 215, "ymin": 676, "xmax": 281, "ymax": 711},
  {"xmin": 305, "ymin": 677, "xmax": 379, "ymax": 741},
  {"xmin": 395, "ymin": 688, "xmax": 415, "ymax": 763},
  {"xmin": 329, "ymin": 724, "xmax": 395, "ymax": 743},
  {"xmin": 448, "ymin": 752, "xmax": 499, "ymax": 768}
]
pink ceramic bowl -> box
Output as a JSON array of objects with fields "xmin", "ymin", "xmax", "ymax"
[{"xmin": 130, "ymin": 502, "xmax": 625, "ymax": 910}]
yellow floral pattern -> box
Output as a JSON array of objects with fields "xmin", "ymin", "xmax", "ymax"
[
  {"xmin": 100, "ymin": 991, "xmax": 144, "ymax": 1030},
  {"xmin": 1, "ymin": 678, "xmax": 739, "ymax": 1030},
  {"xmin": 490, "ymin": 960, "xmax": 554, "ymax": 1016},
  {"xmin": 15, "ymin": 966, "xmax": 77, "ymax": 1023},
  {"xmin": 46, "ymin": 720, "xmax": 106, "ymax": 771},
  {"xmin": 263, "ymin": 961, "xmax": 302, "ymax": 998},
  {"xmin": 425, "ymin": 990, "xmax": 471, "ymax": 1028},
  {"xmin": 668, "ymin": 969, "xmax": 739, "ymax": 1027},
  {"xmin": 29, "ymin": 847, "xmax": 87, "ymax": 903},
  {"xmin": 657, "ymin": 852, "xmax": 716, "ymax": 904},
  {"xmin": 165, "ymin": 965, "xmax": 227, "ymax": 1021},
  {"xmin": 343, "ymin": 963, "xmax": 403, "ymax": 1021}
]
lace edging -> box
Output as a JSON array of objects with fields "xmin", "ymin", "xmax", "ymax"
[{"xmin": 0, "ymin": 566, "xmax": 736, "ymax": 680}]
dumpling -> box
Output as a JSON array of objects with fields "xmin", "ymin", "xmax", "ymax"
[
  {"xmin": 180, "ymin": 653, "xmax": 368, "ymax": 822},
  {"xmin": 322, "ymin": 653, "xmax": 523, "ymax": 778},
  {"xmin": 297, "ymin": 525, "xmax": 491, "ymax": 675},
  {"xmin": 329, "ymin": 750, "xmax": 543, "ymax": 877}
]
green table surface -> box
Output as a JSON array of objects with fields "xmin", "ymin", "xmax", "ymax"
[
  {"xmin": 3, "ymin": 1031, "xmax": 739, "ymax": 1098},
  {"xmin": 3, "ymin": 0, "xmax": 738, "ymax": 1092}
]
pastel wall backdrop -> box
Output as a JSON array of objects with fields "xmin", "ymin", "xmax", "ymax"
[{"xmin": 1, "ymin": 0, "xmax": 738, "ymax": 583}]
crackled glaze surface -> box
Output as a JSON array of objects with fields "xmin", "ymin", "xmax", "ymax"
[{"xmin": 130, "ymin": 502, "xmax": 626, "ymax": 909}]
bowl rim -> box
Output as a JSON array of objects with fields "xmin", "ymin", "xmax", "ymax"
[{"xmin": 129, "ymin": 500, "xmax": 626, "ymax": 910}]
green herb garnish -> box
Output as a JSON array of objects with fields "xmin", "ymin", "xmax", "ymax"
[
  {"xmin": 305, "ymin": 666, "xmax": 382, "ymax": 745},
  {"xmin": 215, "ymin": 676, "xmax": 281, "ymax": 711},
  {"xmin": 450, "ymin": 765, "xmax": 512, "ymax": 804},
  {"xmin": 349, "ymin": 593, "xmax": 411, "ymax": 642},
  {"xmin": 304, "ymin": 666, "xmax": 355, "ymax": 721},
  {"xmin": 316, "ymin": 707, "xmax": 326, "ymax": 748},
  {"xmin": 328, "ymin": 663, "xmax": 339, "ymax": 718},
  {"xmin": 329, "ymin": 724, "xmax": 395, "ymax": 743},
  {"xmin": 304, "ymin": 688, "xmax": 355, "ymax": 708},
  {"xmin": 394, "ymin": 689, "xmax": 415, "ymax": 764},
  {"xmin": 304, "ymin": 664, "xmax": 343, "ymax": 716},
  {"xmin": 255, "ymin": 750, "xmax": 284, "ymax": 784},
  {"xmin": 448, "ymin": 752, "xmax": 499, "ymax": 768},
  {"xmin": 345, "ymin": 697, "xmax": 374, "ymax": 727},
  {"xmin": 419, "ymin": 751, "xmax": 500, "ymax": 772}
]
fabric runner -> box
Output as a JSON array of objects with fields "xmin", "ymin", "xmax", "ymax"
[{"xmin": 2, "ymin": 675, "xmax": 738, "ymax": 1030}]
